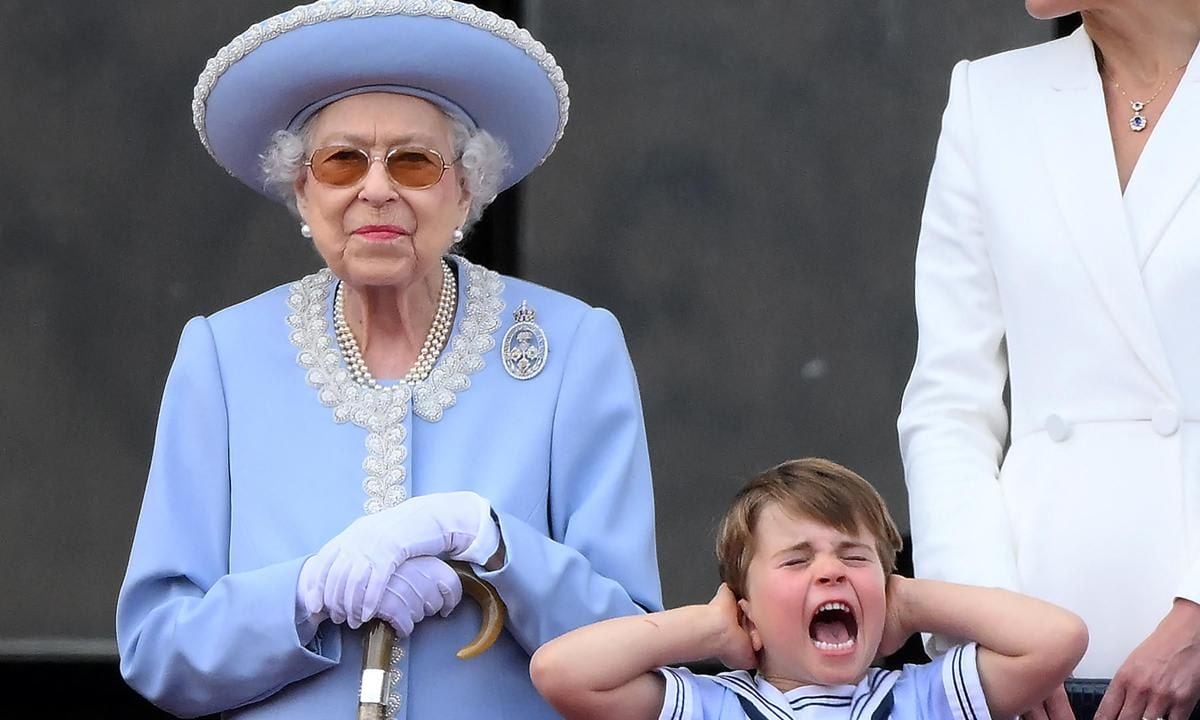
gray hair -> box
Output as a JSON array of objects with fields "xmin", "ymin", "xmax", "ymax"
[{"xmin": 259, "ymin": 108, "xmax": 510, "ymax": 234}]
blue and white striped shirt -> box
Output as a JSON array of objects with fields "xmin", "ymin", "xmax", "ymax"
[{"xmin": 658, "ymin": 643, "xmax": 990, "ymax": 720}]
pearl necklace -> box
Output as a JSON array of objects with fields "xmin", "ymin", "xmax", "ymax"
[{"xmin": 333, "ymin": 259, "xmax": 456, "ymax": 390}]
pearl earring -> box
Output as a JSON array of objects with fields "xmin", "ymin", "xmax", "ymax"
[
  {"xmin": 300, "ymin": 223, "xmax": 312, "ymax": 238},
  {"xmin": 453, "ymin": 228, "xmax": 464, "ymax": 243}
]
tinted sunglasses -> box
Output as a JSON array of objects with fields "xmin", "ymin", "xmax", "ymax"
[{"xmin": 305, "ymin": 146, "xmax": 455, "ymax": 189}]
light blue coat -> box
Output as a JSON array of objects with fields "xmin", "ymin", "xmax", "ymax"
[{"xmin": 116, "ymin": 256, "xmax": 663, "ymax": 719}]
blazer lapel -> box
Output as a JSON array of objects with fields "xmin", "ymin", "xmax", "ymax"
[
  {"xmin": 1036, "ymin": 27, "xmax": 1178, "ymax": 394},
  {"xmin": 1121, "ymin": 43, "xmax": 1200, "ymax": 264}
]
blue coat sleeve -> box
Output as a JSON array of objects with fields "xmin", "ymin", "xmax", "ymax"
[
  {"xmin": 477, "ymin": 307, "xmax": 664, "ymax": 652},
  {"xmin": 115, "ymin": 317, "xmax": 341, "ymax": 718}
]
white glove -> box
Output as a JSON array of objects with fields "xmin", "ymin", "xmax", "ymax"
[
  {"xmin": 372, "ymin": 556, "xmax": 464, "ymax": 635},
  {"xmin": 301, "ymin": 491, "xmax": 499, "ymax": 626},
  {"xmin": 295, "ymin": 554, "xmax": 329, "ymax": 641}
]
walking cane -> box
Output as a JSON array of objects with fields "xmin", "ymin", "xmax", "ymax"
[{"xmin": 357, "ymin": 561, "xmax": 507, "ymax": 719}]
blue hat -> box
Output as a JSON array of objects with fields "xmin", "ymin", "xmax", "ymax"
[{"xmin": 192, "ymin": 0, "xmax": 569, "ymax": 199}]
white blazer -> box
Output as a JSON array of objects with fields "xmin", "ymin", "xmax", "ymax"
[{"xmin": 898, "ymin": 26, "xmax": 1200, "ymax": 678}]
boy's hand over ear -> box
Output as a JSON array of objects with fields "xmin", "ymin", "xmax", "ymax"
[
  {"xmin": 877, "ymin": 574, "xmax": 914, "ymax": 659},
  {"xmin": 709, "ymin": 584, "xmax": 758, "ymax": 670}
]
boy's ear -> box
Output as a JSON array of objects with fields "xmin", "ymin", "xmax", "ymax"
[{"xmin": 737, "ymin": 598, "xmax": 764, "ymax": 652}]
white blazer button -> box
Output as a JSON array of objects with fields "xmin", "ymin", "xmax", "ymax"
[
  {"xmin": 1045, "ymin": 414, "xmax": 1071, "ymax": 442},
  {"xmin": 1152, "ymin": 405, "xmax": 1181, "ymax": 437}
]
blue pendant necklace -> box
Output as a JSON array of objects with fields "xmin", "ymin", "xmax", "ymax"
[{"xmin": 1107, "ymin": 60, "xmax": 1188, "ymax": 132}]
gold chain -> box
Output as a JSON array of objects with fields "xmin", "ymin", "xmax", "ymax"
[
  {"xmin": 1100, "ymin": 56, "xmax": 1189, "ymax": 131},
  {"xmin": 1109, "ymin": 61, "xmax": 1188, "ymax": 108}
]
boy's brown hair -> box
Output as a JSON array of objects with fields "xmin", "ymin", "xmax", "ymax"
[{"xmin": 715, "ymin": 457, "xmax": 904, "ymax": 598}]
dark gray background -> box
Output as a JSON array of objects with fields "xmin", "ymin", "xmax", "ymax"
[{"xmin": 0, "ymin": 2, "xmax": 1048, "ymax": 656}]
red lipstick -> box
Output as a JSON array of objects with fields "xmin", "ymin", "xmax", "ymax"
[{"xmin": 353, "ymin": 224, "xmax": 408, "ymax": 242}]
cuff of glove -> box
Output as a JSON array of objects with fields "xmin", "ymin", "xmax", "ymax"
[
  {"xmin": 295, "ymin": 556, "xmax": 329, "ymax": 645},
  {"xmin": 296, "ymin": 610, "xmax": 326, "ymax": 648},
  {"xmin": 451, "ymin": 510, "xmax": 502, "ymax": 567}
]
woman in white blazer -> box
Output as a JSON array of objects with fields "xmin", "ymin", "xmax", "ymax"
[{"xmin": 898, "ymin": 3, "xmax": 1200, "ymax": 720}]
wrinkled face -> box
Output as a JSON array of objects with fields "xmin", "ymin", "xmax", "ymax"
[
  {"xmin": 1024, "ymin": 0, "xmax": 1088, "ymax": 19},
  {"xmin": 738, "ymin": 504, "xmax": 887, "ymax": 687},
  {"xmin": 295, "ymin": 93, "xmax": 469, "ymax": 288}
]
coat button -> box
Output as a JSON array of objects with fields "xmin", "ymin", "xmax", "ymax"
[
  {"xmin": 1152, "ymin": 405, "xmax": 1181, "ymax": 437},
  {"xmin": 1045, "ymin": 414, "xmax": 1071, "ymax": 442}
]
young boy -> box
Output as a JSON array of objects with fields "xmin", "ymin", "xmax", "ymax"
[{"xmin": 531, "ymin": 458, "xmax": 1087, "ymax": 720}]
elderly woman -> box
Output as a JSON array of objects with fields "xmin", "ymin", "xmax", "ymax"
[
  {"xmin": 114, "ymin": 3, "xmax": 661, "ymax": 719},
  {"xmin": 899, "ymin": 2, "xmax": 1199, "ymax": 720}
]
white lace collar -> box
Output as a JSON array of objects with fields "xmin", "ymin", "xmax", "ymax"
[{"xmin": 286, "ymin": 254, "xmax": 506, "ymax": 426}]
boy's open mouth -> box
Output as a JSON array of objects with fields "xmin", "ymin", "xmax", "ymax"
[{"xmin": 809, "ymin": 601, "xmax": 858, "ymax": 652}]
